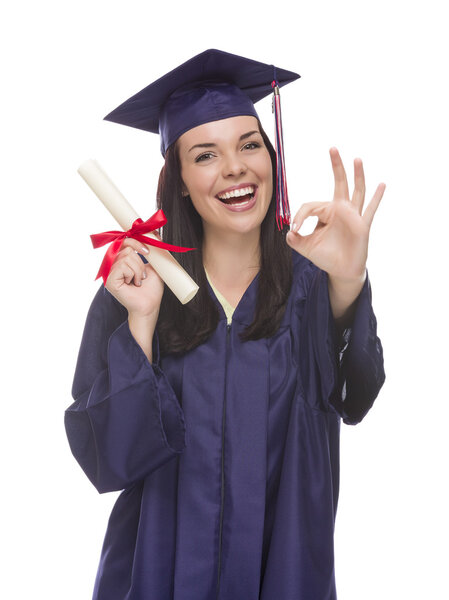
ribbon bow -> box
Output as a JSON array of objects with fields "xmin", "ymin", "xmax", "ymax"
[{"xmin": 90, "ymin": 209, "xmax": 194, "ymax": 284}]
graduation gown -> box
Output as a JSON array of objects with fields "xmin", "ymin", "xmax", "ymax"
[{"xmin": 65, "ymin": 250, "xmax": 385, "ymax": 600}]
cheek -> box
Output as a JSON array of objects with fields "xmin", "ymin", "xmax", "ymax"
[
  {"xmin": 261, "ymin": 160, "xmax": 274, "ymax": 203},
  {"xmin": 188, "ymin": 188, "xmax": 216, "ymax": 222},
  {"xmin": 189, "ymin": 195, "xmax": 204, "ymax": 216},
  {"xmin": 181, "ymin": 166, "xmax": 215, "ymax": 200},
  {"xmin": 267, "ymin": 168, "xmax": 273, "ymax": 196},
  {"xmin": 256, "ymin": 151, "xmax": 274, "ymax": 191}
]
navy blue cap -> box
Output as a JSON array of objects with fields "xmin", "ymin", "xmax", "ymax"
[{"xmin": 104, "ymin": 49, "xmax": 300, "ymax": 156}]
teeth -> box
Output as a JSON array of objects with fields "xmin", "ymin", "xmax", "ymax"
[{"xmin": 218, "ymin": 186, "xmax": 254, "ymax": 200}]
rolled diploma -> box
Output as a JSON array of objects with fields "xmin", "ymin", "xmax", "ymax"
[{"xmin": 78, "ymin": 159, "xmax": 199, "ymax": 304}]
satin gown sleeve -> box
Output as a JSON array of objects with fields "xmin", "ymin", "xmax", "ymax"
[
  {"xmin": 298, "ymin": 262, "xmax": 385, "ymax": 425},
  {"xmin": 65, "ymin": 286, "xmax": 186, "ymax": 493}
]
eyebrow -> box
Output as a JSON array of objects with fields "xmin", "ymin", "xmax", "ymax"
[{"xmin": 188, "ymin": 130, "xmax": 261, "ymax": 153}]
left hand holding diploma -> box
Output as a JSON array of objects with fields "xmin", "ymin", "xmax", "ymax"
[{"xmin": 286, "ymin": 147, "xmax": 386, "ymax": 323}]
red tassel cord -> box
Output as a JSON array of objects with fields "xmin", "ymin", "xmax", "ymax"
[{"xmin": 272, "ymin": 80, "xmax": 291, "ymax": 230}]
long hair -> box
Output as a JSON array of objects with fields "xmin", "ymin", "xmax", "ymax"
[{"xmin": 156, "ymin": 122, "xmax": 292, "ymax": 355}]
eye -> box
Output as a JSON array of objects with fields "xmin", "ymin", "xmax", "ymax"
[
  {"xmin": 195, "ymin": 152, "xmax": 215, "ymax": 163},
  {"xmin": 242, "ymin": 141, "xmax": 261, "ymax": 151}
]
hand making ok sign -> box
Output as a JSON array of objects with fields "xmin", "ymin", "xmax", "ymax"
[{"xmin": 286, "ymin": 147, "xmax": 386, "ymax": 282}]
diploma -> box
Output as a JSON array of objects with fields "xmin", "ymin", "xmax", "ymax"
[{"xmin": 78, "ymin": 159, "xmax": 199, "ymax": 304}]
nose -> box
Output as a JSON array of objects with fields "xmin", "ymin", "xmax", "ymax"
[{"xmin": 222, "ymin": 152, "xmax": 247, "ymax": 178}]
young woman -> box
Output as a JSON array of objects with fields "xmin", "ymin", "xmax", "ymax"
[{"xmin": 66, "ymin": 50, "xmax": 385, "ymax": 600}]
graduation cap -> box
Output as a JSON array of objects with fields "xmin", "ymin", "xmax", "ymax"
[{"xmin": 104, "ymin": 49, "xmax": 300, "ymax": 228}]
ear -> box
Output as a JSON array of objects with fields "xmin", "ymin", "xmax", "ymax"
[{"xmin": 181, "ymin": 184, "xmax": 190, "ymax": 198}]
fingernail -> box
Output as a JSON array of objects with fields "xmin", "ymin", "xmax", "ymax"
[
  {"xmin": 140, "ymin": 246, "xmax": 149, "ymax": 254},
  {"xmin": 291, "ymin": 222, "xmax": 299, "ymax": 233},
  {"xmin": 142, "ymin": 272, "xmax": 147, "ymax": 279}
]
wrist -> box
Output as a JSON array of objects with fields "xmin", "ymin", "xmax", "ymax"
[
  {"xmin": 328, "ymin": 270, "xmax": 367, "ymax": 288},
  {"xmin": 128, "ymin": 308, "xmax": 159, "ymax": 326},
  {"xmin": 127, "ymin": 311, "xmax": 159, "ymax": 363},
  {"xmin": 328, "ymin": 270, "xmax": 366, "ymax": 324}
]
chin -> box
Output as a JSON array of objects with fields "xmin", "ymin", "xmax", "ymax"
[{"xmin": 223, "ymin": 215, "xmax": 266, "ymax": 235}]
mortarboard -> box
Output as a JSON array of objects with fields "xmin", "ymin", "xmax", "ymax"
[{"xmin": 104, "ymin": 49, "xmax": 300, "ymax": 228}]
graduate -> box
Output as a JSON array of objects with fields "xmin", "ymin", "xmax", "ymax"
[{"xmin": 65, "ymin": 49, "xmax": 386, "ymax": 600}]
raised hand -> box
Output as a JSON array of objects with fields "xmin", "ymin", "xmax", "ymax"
[{"xmin": 286, "ymin": 147, "xmax": 385, "ymax": 282}]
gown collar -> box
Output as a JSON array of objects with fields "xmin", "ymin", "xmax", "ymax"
[{"xmin": 205, "ymin": 269, "xmax": 260, "ymax": 327}]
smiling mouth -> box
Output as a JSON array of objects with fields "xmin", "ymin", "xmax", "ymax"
[{"xmin": 216, "ymin": 185, "xmax": 256, "ymax": 205}]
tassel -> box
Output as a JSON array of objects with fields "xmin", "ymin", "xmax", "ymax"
[{"xmin": 272, "ymin": 79, "xmax": 291, "ymax": 229}]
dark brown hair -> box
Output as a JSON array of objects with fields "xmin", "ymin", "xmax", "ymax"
[{"xmin": 156, "ymin": 122, "xmax": 292, "ymax": 355}]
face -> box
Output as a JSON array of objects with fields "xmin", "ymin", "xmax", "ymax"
[{"xmin": 177, "ymin": 115, "xmax": 273, "ymax": 236}]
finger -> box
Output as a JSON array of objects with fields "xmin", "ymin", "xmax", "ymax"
[
  {"xmin": 330, "ymin": 147, "xmax": 350, "ymax": 202},
  {"xmin": 286, "ymin": 229, "xmax": 307, "ymax": 254},
  {"xmin": 113, "ymin": 248, "xmax": 147, "ymax": 286},
  {"xmin": 121, "ymin": 237, "xmax": 150, "ymax": 255},
  {"xmin": 109, "ymin": 263, "xmax": 135, "ymax": 286},
  {"xmin": 308, "ymin": 203, "xmax": 333, "ymax": 224},
  {"xmin": 286, "ymin": 228, "xmax": 316, "ymax": 262},
  {"xmin": 123, "ymin": 251, "xmax": 149, "ymax": 286},
  {"xmin": 116, "ymin": 246, "xmax": 148, "ymax": 275},
  {"xmin": 351, "ymin": 158, "xmax": 366, "ymax": 215},
  {"xmin": 362, "ymin": 183, "xmax": 386, "ymax": 227},
  {"xmin": 120, "ymin": 261, "xmax": 141, "ymax": 286},
  {"xmin": 115, "ymin": 246, "xmax": 135, "ymax": 259},
  {"xmin": 291, "ymin": 202, "xmax": 329, "ymax": 233}
]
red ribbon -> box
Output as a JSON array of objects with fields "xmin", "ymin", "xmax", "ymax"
[{"xmin": 90, "ymin": 209, "xmax": 194, "ymax": 284}]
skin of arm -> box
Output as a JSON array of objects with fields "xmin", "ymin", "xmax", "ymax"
[
  {"xmin": 328, "ymin": 271, "xmax": 366, "ymax": 331},
  {"xmin": 128, "ymin": 311, "xmax": 159, "ymax": 363}
]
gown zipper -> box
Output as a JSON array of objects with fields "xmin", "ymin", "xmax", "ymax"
[{"xmin": 216, "ymin": 322, "xmax": 231, "ymax": 598}]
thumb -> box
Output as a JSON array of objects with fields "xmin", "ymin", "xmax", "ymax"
[{"xmin": 286, "ymin": 229, "xmax": 312, "ymax": 260}]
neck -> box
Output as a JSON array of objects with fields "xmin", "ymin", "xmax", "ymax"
[{"xmin": 202, "ymin": 226, "xmax": 261, "ymax": 297}]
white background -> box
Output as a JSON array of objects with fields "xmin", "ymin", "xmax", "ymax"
[{"xmin": 1, "ymin": 0, "xmax": 448, "ymax": 598}]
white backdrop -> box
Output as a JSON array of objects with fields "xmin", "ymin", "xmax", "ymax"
[{"xmin": 1, "ymin": 1, "xmax": 448, "ymax": 598}]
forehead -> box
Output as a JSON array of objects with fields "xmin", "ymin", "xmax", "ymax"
[{"xmin": 177, "ymin": 115, "xmax": 260, "ymax": 151}]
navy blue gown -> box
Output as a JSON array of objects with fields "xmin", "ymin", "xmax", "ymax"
[{"xmin": 65, "ymin": 250, "xmax": 385, "ymax": 600}]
